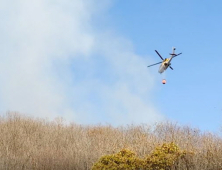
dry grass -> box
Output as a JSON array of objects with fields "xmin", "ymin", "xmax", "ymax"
[{"xmin": 0, "ymin": 112, "xmax": 221, "ymax": 169}]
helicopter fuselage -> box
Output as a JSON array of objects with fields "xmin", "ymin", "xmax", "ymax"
[{"xmin": 158, "ymin": 56, "xmax": 173, "ymax": 73}]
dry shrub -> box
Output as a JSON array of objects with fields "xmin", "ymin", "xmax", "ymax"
[{"xmin": 0, "ymin": 112, "xmax": 221, "ymax": 170}]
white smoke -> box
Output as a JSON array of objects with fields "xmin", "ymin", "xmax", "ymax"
[{"xmin": 0, "ymin": 0, "xmax": 163, "ymax": 125}]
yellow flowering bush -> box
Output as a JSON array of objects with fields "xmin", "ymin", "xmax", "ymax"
[
  {"xmin": 92, "ymin": 143, "xmax": 188, "ymax": 170},
  {"xmin": 92, "ymin": 149, "xmax": 143, "ymax": 170},
  {"xmin": 144, "ymin": 142, "xmax": 186, "ymax": 170}
]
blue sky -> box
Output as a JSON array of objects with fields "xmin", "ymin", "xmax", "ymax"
[
  {"xmin": 109, "ymin": 1, "xmax": 222, "ymax": 132},
  {"xmin": 0, "ymin": 1, "xmax": 221, "ymax": 132}
]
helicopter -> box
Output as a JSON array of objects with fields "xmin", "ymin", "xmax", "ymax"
[{"xmin": 147, "ymin": 47, "xmax": 182, "ymax": 73}]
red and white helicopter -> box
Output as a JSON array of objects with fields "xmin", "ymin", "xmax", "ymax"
[{"xmin": 147, "ymin": 47, "xmax": 182, "ymax": 74}]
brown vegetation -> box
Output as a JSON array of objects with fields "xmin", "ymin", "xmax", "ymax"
[{"xmin": 0, "ymin": 112, "xmax": 221, "ymax": 169}]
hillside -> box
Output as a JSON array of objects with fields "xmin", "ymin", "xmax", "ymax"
[{"xmin": 0, "ymin": 112, "xmax": 221, "ymax": 169}]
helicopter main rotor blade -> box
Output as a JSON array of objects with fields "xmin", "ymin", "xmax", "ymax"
[
  {"xmin": 155, "ymin": 50, "xmax": 164, "ymax": 60},
  {"xmin": 147, "ymin": 62, "xmax": 162, "ymax": 67},
  {"xmin": 173, "ymin": 53, "xmax": 182, "ymax": 58},
  {"xmin": 169, "ymin": 66, "xmax": 173, "ymax": 70}
]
